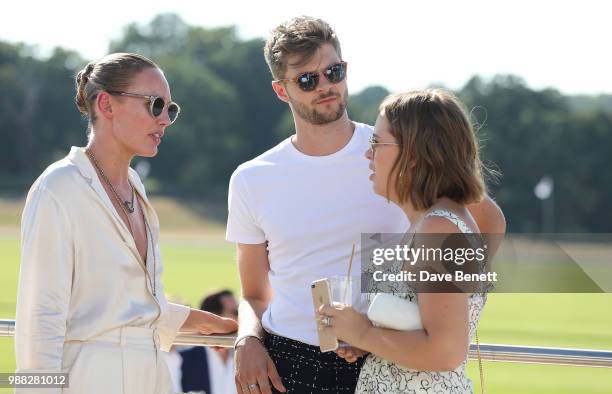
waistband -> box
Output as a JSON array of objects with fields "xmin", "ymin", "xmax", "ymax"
[
  {"xmin": 264, "ymin": 332, "xmax": 324, "ymax": 353},
  {"xmin": 66, "ymin": 326, "xmax": 159, "ymax": 348}
]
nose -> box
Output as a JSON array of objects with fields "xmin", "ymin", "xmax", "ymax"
[
  {"xmin": 365, "ymin": 146, "xmax": 374, "ymax": 160},
  {"xmin": 315, "ymin": 72, "xmax": 334, "ymax": 93},
  {"xmin": 157, "ymin": 107, "xmax": 171, "ymax": 127}
]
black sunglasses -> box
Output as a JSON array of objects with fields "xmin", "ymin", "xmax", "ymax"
[
  {"xmin": 275, "ymin": 61, "xmax": 347, "ymax": 92},
  {"xmin": 107, "ymin": 91, "xmax": 181, "ymax": 123}
]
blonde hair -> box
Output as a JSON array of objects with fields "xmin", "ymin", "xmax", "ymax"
[
  {"xmin": 75, "ymin": 52, "xmax": 158, "ymax": 124},
  {"xmin": 380, "ymin": 89, "xmax": 487, "ymax": 209}
]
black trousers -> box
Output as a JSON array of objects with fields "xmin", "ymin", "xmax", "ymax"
[{"xmin": 265, "ymin": 333, "xmax": 366, "ymax": 394}]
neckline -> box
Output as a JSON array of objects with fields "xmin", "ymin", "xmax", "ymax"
[{"xmin": 284, "ymin": 122, "xmax": 360, "ymax": 162}]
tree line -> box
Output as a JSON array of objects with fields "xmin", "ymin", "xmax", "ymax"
[{"xmin": 1, "ymin": 14, "xmax": 611, "ymax": 232}]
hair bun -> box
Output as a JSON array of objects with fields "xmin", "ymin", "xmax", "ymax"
[
  {"xmin": 75, "ymin": 62, "xmax": 96, "ymax": 114},
  {"xmin": 81, "ymin": 63, "xmax": 95, "ymax": 84}
]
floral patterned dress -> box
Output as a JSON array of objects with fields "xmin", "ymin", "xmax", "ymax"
[{"xmin": 356, "ymin": 210, "xmax": 489, "ymax": 394}]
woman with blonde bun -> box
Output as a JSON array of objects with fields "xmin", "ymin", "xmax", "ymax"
[{"xmin": 15, "ymin": 53, "xmax": 237, "ymax": 394}]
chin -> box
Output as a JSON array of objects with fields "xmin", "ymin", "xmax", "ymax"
[
  {"xmin": 136, "ymin": 147, "xmax": 158, "ymax": 158},
  {"xmin": 372, "ymin": 182, "xmax": 384, "ymax": 197}
]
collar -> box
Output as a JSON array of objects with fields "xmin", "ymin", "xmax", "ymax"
[
  {"xmin": 66, "ymin": 146, "xmax": 159, "ymax": 237},
  {"xmin": 66, "ymin": 146, "xmax": 148, "ymax": 199}
]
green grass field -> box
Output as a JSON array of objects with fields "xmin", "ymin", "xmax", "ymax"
[{"xmin": 1, "ymin": 198, "xmax": 611, "ymax": 393}]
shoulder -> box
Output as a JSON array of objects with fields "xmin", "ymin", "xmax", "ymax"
[
  {"xmin": 418, "ymin": 214, "xmax": 463, "ymax": 235},
  {"xmin": 345, "ymin": 122, "xmax": 374, "ymax": 152},
  {"xmin": 29, "ymin": 157, "xmax": 82, "ymax": 198},
  {"xmin": 353, "ymin": 122, "xmax": 374, "ymax": 140},
  {"xmin": 230, "ymin": 137, "xmax": 292, "ymax": 181},
  {"xmin": 414, "ymin": 210, "xmax": 476, "ymax": 250},
  {"xmin": 354, "ymin": 122, "xmax": 374, "ymax": 135}
]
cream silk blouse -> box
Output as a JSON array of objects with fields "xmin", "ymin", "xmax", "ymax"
[{"xmin": 15, "ymin": 146, "xmax": 190, "ymax": 373}]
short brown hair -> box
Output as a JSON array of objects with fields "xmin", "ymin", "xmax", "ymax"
[
  {"xmin": 75, "ymin": 53, "xmax": 158, "ymax": 124},
  {"xmin": 381, "ymin": 89, "xmax": 488, "ymax": 209},
  {"xmin": 264, "ymin": 16, "xmax": 342, "ymax": 79}
]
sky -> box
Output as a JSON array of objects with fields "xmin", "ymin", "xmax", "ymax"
[{"xmin": 2, "ymin": 0, "xmax": 611, "ymax": 95}]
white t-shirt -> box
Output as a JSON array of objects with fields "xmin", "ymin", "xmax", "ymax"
[{"xmin": 226, "ymin": 122, "xmax": 408, "ymax": 346}]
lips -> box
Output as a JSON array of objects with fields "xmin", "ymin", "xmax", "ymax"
[
  {"xmin": 316, "ymin": 95, "xmax": 338, "ymax": 104},
  {"xmin": 150, "ymin": 132, "xmax": 163, "ymax": 145}
]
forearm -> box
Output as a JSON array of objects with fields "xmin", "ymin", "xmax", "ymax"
[
  {"xmin": 237, "ymin": 297, "xmax": 268, "ymax": 339},
  {"xmin": 355, "ymin": 326, "xmax": 467, "ymax": 372}
]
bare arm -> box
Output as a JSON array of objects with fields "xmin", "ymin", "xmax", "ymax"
[
  {"xmin": 234, "ymin": 242, "xmax": 286, "ymax": 394},
  {"xmin": 468, "ymin": 194, "xmax": 506, "ymax": 234},
  {"xmin": 319, "ymin": 218, "xmax": 472, "ymax": 371},
  {"xmin": 356, "ymin": 292, "xmax": 469, "ymax": 371},
  {"xmin": 468, "ymin": 195, "xmax": 506, "ymax": 257},
  {"xmin": 319, "ymin": 291, "xmax": 470, "ymax": 371},
  {"xmin": 236, "ymin": 242, "xmax": 274, "ymax": 340}
]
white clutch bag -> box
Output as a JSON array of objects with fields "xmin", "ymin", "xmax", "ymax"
[{"xmin": 367, "ymin": 293, "xmax": 423, "ymax": 331}]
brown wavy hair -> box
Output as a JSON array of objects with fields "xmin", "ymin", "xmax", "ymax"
[
  {"xmin": 264, "ymin": 16, "xmax": 342, "ymax": 79},
  {"xmin": 381, "ymin": 89, "xmax": 487, "ymax": 209}
]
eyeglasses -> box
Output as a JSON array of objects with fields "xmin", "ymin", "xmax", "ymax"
[
  {"xmin": 275, "ymin": 61, "xmax": 348, "ymax": 92},
  {"xmin": 369, "ymin": 134, "xmax": 399, "ymax": 154},
  {"xmin": 107, "ymin": 91, "xmax": 181, "ymax": 124}
]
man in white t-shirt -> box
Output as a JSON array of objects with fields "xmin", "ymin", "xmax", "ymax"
[{"xmin": 228, "ymin": 16, "xmax": 505, "ymax": 394}]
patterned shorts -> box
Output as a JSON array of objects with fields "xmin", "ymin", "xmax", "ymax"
[{"xmin": 265, "ymin": 333, "xmax": 366, "ymax": 394}]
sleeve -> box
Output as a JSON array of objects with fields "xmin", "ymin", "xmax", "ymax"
[
  {"xmin": 157, "ymin": 302, "xmax": 190, "ymax": 352},
  {"xmin": 225, "ymin": 170, "xmax": 266, "ymax": 244},
  {"xmin": 15, "ymin": 186, "xmax": 74, "ymax": 382}
]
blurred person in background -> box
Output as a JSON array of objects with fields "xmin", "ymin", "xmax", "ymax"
[
  {"xmin": 180, "ymin": 289, "xmax": 239, "ymax": 394},
  {"xmin": 15, "ymin": 52, "xmax": 237, "ymax": 394}
]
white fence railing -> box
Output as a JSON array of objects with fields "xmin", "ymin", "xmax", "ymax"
[{"xmin": 2, "ymin": 319, "xmax": 611, "ymax": 368}]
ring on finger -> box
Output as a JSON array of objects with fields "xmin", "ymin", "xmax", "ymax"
[{"xmin": 322, "ymin": 316, "xmax": 332, "ymax": 327}]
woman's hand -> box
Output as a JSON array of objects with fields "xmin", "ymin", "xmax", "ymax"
[
  {"xmin": 317, "ymin": 304, "xmax": 372, "ymax": 348},
  {"xmin": 336, "ymin": 346, "xmax": 368, "ymax": 363},
  {"xmin": 182, "ymin": 308, "xmax": 238, "ymax": 335}
]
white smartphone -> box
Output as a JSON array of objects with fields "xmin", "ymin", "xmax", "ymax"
[{"xmin": 311, "ymin": 278, "xmax": 338, "ymax": 352}]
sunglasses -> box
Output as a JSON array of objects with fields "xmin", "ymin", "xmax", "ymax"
[
  {"xmin": 369, "ymin": 134, "xmax": 399, "ymax": 154},
  {"xmin": 108, "ymin": 91, "xmax": 181, "ymax": 123},
  {"xmin": 275, "ymin": 61, "xmax": 348, "ymax": 92}
]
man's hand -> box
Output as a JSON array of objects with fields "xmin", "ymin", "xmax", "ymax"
[
  {"xmin": 336, "ymin": 346, "xmax": 367, "ymax": 363},
  {"xmin": 235, "ymin": 337, "xmax": 286, "ymax": 394}
]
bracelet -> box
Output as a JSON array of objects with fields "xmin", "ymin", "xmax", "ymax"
[{"xmin": 234, "ymin": 334, "xmax": 264, "ymax": 350}]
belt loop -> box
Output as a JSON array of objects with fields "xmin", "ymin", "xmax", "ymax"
[{"xmin": 119, "ymin": 327, "xmax": 124, "ymax": 346}]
